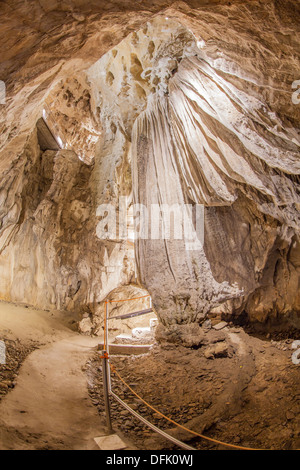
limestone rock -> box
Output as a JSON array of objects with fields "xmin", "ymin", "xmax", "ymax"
[
  {"xmin": 204, "ymin": 342, "xmax": 229, "ymax": 359},
  {"xmin": 213, "ymin": 322, "xmax": 228, "ymax": 331},
  {"xmin": 78, "ymin": 317, "xmax": 93, "ymax": 336},
  {"xmin": 87, "ymin": 284, "xmax": 155, "ymax": 337},
  {"xmin": 0, "ymin": 1, "xmax": 299, "ymax": 332},
  {"xmin": 155, "ymin": 323, "xmax": 206, "ymax": 348},
  {"xmin": 0, "ymin": 131, "xmax": 134, "ymax": 312}
]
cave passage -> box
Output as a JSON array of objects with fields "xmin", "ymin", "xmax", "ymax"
[{"xmin": 0, "ymin": 0, "xmax": 299, "ymax": 452}]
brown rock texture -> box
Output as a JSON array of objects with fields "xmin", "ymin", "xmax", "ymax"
[
  {"xmin": 0, "ymin": 130, "xmax": 134, "ymax": 312},
  {"xmin": 87, "ymin": 327, "xmax": 300, "ymax": 449},
  {"xmin": 0, "ymin": 0, "xmax": 299, "ymax": 330},
  {"xmin": 78, "ymin": 284, "xmax": 154, "ymax": 336}
]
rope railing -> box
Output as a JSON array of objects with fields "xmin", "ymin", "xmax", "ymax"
[
  {"xmin": 99, "ymin": 292, "xmax": 286, "ymax": 451},
  {"xmin": 109, "ymin": 363, "xmax": 263, "ymax": 451},
  {"xmin": 103, "ymin": 294, "xmax": 151, "ymax": 349},
  {"xmin": 109, "ymin": 388, "xmax": 195, "ymax": 450}
]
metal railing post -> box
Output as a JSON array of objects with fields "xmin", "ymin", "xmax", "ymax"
[
  {"xmin": 105, "ymin": 301, "xmax": 112, "ymax": 392},
  {"xmin": 102, "ymin": 349, "xmax": 113, "ymax": 433},
  {"xmin": 101, "ymin": 301, "xmax": 112, "ymax": 433},
  {"xmin": 101, "ymin": 295, "xmax": 153, "ymax": 436},
  {"xmin": 105, "ymin": 301, "xmax": 109, "ymax": 354}
]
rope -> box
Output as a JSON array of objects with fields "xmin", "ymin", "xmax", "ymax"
[
  {"xmin": 102, "ymin": 294, "xmax": 291, "ymax": 451},
  {"xmin": 110, "ymin": 389, "xmax": 195, "ymax": 451},
  {"xmin": 103, "ymin": 301, "xmax": 107, "ymax": 351},
  {"xmin": 103, "ymin": 294, "xmax": 150, "ymax": 348},
  {"xmin": 110, "ymin": 363, "xmax": 264, "ymax": 451},
  {"xmin": 100, "ymin": 352, "xmax": 109, "ymax": 360},
  {"xmin": 106, "ymin": 294, "xmax": 150, "ymax": 303}
]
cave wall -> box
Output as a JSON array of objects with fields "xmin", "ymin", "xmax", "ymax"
[
  {"xmin": 87, "ymin": 12, "xmax": 300, "ymax": 328},
  {"xmin": 135, "ymin": 52, "xmax": 300, "ymax": 328},
  {"xmin": 0, "ymin": 130, "xmax": 134, "ymax": 312},
  {"xmin": 0, "ymin": 0, "xmax": 299, "ymax": 329}
]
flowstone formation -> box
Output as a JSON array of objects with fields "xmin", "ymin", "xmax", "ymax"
[
  {"xmin": 87, "ymin": 16, "xmax": 300, "ymax": 330},
  {"xmin": 0, "ymin": 1, "xmax": 299, "ymax": 332}
]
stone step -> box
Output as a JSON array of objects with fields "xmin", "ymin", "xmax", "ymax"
[
  {"xmin": 94, "ymin": 434, "xmax": 128, "ymax": 450},
  {"xmin": 132, "ymin": 326, "xmax": 151, "ymax": 338},
  {"xmin": 115, "ymin": 334, "xmax": 132, "ymax": 341},
  {"xmin": 97, "ymin": 343, "xmax": 151, "ymax": 355}
]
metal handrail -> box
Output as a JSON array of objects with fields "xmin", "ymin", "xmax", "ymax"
[
  {"xmin": 101, "ymin": 295, "xmax": 197, "ymax": 450},
  {"xmin": 109, "ymin": 390, "xmax": 195, "ymax": 450},
  {"xmin": 108, "ymin": 308, "xmax": 153, "ymax": 320}
]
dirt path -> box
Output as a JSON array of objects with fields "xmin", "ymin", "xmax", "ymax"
[{"xmin": 0, "ymin": 302, "xmax": 104, "ymax": 450}]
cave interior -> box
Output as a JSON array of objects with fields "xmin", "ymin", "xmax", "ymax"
[{"xmin": 0, "ymin": 0, "xmax": 299, "ymax": 451}]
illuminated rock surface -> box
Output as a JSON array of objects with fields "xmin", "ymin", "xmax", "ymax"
[{"xmin": 0, "ymin": 1, "xmax": 299, "ymax": 330}]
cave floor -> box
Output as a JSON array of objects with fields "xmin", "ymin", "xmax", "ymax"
[
  {"xmin": 0, "ymin": 301, "xmax": 112, "ymax": 450},
  {"xmin": 87, "ymin": 326, "xmax": 300, "ymax": 450},
  {"xmin": 0, "ymin": 300, "xmax": 299, "ymax": 450}
]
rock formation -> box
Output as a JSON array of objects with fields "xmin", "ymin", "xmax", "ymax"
[
  {"xmin": 0, "ymin": 130, "xmax": 134, "ymax": 312},
  {"xmin": 0, "ymin": 1, "xmax": 299, "ymax": 332}
]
